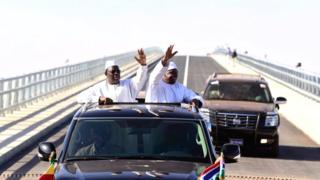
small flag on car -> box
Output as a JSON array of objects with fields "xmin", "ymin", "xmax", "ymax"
[
  {"xmin": 39, "ymin": 152, "xmax": 56, "ymax": 180},
  {"xmin": 38, "ymin": 163, "xmax": 55, "ymax": 180},
  {"xmin": 198, "ymin": 153, "xmax": 225, "ymax": 180}
]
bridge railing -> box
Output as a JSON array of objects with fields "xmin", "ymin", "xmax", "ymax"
[
  {"xmin": 214, "ymin": 48, "xmax": 320, "ymax": 101},
  {"xmin": 0, "ymin": 47, "xmax": 163, "ymax": 115}
]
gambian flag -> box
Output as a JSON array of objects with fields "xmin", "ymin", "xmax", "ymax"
[
  {"xmin": 198, "ymin": 153, "xmax": 225, "ymax": 180},
  {"xmin": 38, "ymin": 163, "xmax": 55, "ymax": 180}
]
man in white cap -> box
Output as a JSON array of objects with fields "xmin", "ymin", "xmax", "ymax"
[
  {"xmin": 77, "ymin": 49, "xmax": 148, "ymax": 104},
  {"xmin": 145, "ymin": 45, "xmax": 203, "ymax": 108}
]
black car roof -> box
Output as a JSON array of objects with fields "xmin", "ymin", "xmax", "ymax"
[{"xmin": 74, "ymin": 103, "xmax": 202, "ymax": 119}]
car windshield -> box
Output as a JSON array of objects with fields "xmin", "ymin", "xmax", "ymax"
[
  {"xmin": 66, "ymin": 119, "xmax": 211, "ymax": 163},
  {"xmin": 204, "ymin": 81, "xmax": 272, "ymax": 102}
]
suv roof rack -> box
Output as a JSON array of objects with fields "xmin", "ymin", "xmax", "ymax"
[
  {"xmin": 102, "ymin": 102, "xmax": 182, "ymax": 106},
  {"xmin": 209, "ymin": 72, "xmax": 231, "ymax": 80},
  {"xmin": 79, "ymin": 101, "xmax": 201, "ymax": 113},
  {"xmin": 80, "ymin": 102, "xmax": 96, "ymax": 113},
  {"xmin": 211, "ymin": 73, "xmax": 265, "ymax": 81},
  {"xmin": 79, "ymin": 101, "xmax": 182, "ymax": 106}
]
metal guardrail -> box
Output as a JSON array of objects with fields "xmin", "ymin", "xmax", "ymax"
[
  {"xmin": 214, "ymin": 48, "xmax": 320, "ymax": 100},
  {"xmin": 0, "ymin": 47, "xmax": 163, "ymax": 115}
]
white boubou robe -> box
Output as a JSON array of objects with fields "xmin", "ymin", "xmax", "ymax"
[
  {"xmin": 145, "ymin": 62, "xmax": 204, "ymax": 104},
  {"xmin": 77, "ymin": 65, "xmax": 147, "ymax": 103}
]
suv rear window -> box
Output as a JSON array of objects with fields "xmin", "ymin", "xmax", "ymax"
[
  {"xmin": 204, "ymin": 81, "xmax": 272, "ymax": 103},
  {"xmin": 66, "ymin": 119, "xmax": 210, "ymax": 163}
]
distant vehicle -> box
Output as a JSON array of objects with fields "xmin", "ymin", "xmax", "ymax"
[
  {"xmin": 38, "ymin": 102, "xmax": 240, "ymax": 179},
  {"xmin": 202, "ymin": 73, "xmax": 286, "ymax": 156}
]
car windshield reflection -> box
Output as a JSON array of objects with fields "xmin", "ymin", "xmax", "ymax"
[
  {"xmin": 66, "ymin": 119, "xmax": 210, "ymax": 163},
  {"xmin": 204, "ymin": 81, "xmax": 271, "ymax": 103}
]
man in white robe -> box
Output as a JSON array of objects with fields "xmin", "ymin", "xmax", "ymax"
[
  {"xmin": 145, "ymin": 45, "xmax": 203, "ymax": 108},
  {"xmin": 77, "ymin": 48, "xmax": 148, "ymax": 104}
]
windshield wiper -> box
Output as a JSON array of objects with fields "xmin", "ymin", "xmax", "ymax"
[
  {"xmin": 126, "ymin": 155, "xmax": 170, "ymax": 160},
  {"xmin": 65, "ymin": 156, "xmax": 118, "ymax": 161},
  {"xmin": 125, "ymin": 155, "xmax": 202, "ymax": 162}
]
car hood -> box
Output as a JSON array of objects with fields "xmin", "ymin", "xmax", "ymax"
[
  {"xmin": 204, "ymin": 100, "xmax": 275, "ymax": 113},
  {"xmin": 55, "ymin": 159, "xmax": 208, "ymax": 179}
]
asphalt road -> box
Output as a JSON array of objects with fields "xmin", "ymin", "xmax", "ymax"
[{"xmin": 1, "ymin": 56, "xmax": 319, "ymax": 180}]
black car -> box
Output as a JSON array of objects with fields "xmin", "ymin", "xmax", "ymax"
[
  {"xmin": 202, "ymin": 73, "xmax": 286, "ymax": 156},
  {"xmin": 38, "ymin": 103, "xmax": 240, "ymax": 179}
]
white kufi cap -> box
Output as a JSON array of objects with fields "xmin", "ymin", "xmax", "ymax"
[
  {"xmin": 167, "ymin": 61, "xmax": 177, "ymax": 70},
  {"xmin": 105, "ymin": 60, "xmax": 117, "ymax": 70}
]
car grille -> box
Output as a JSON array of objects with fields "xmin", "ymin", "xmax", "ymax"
[{"xmin": 215, "ymin": 112, "xmax": 258, "ymax": 129}]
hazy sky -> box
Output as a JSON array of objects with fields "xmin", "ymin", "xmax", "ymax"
[{"xmin": 1, "ymin": 0, "xmax": 319, "ymax": 77}]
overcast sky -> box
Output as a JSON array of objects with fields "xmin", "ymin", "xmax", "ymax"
[{"xmin": 1, "ymin": 0, "xmax": 319, "ymax": 77}]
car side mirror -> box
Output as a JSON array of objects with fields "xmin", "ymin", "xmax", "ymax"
[
  {"xmin": 222, "ymin": 143, "xmax": 240, "ymax": 163},
  {"xmin": 275, "ymin": 97, "xmax": 287, "ymax": 105},
  {"xmin": 38, "ymin": 142, "xmax": 56, "ymax": 162}
]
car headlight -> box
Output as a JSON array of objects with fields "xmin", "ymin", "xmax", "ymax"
[{"xmin": 265, "ymin": 112, "xmax": 279, "ymax": 127}]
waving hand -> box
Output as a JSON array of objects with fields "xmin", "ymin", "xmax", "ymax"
[
  {"xmin": 135, "ymin": 48, "xmax": 147, "ymax": 66},
  {"xmin": 161, "ymin": 45, "xmax": 178, "ymax": 66}
]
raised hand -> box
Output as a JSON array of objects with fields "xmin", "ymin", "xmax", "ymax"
[
  {"xmin": 191, "ymin": 99, "xmax": 202, "ymax": 110},
  {"xmin": 135, "ymin": 48, "xmax": 147, "ymax": 66},
  {"xmin": 162, "ymin": 45, "xmax": 178, "ymax": 66}
]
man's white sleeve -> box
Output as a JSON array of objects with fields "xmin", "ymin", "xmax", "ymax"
[
  {"xmin": 145, "ymin": 62, "xmax": 168, "ymax": 102},
  {"xmin": 76, "ymin": 86, "xmax": 100, "ymax": 103},
  {"xmin": 149, "ymin": 61, "xmax": 168, "ymax": 86},
  {"xmin": 130, "ymin": 65, "xmax": 148, "ymax": 92},
  {"xmin": 182, "ymin": 86, "xmax": 204, "ymax": 105}
]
